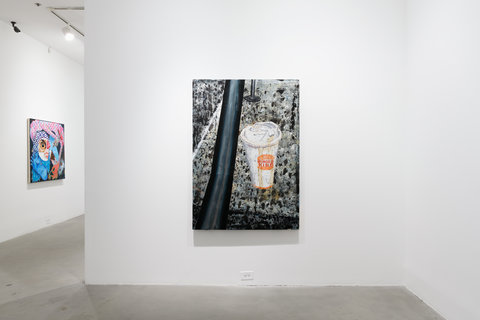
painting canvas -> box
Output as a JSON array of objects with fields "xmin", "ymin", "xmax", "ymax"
[
  {"xmin": 28, "ymin": 119, "xmax": 65, "ymax": 183},
  {"xmin": 193, "ymin": 79, "xmax": 299, "ymax": 230}
]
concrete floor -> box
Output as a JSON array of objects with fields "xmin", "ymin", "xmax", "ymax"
[{"xmin": 0, "ymin": 217, "xmax": 445, "ymax": 320}]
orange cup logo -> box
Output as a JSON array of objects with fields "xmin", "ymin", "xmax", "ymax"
[{"xmin": 257, "ymin": 154, "xmax": 275, "ymax": 170}]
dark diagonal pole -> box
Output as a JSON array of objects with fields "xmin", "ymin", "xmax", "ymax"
[{"xmin": 195, "ymin": 80, "xmax": 245, "ymax": 229}]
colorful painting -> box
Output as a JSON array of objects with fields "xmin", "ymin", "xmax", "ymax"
[
  {"xmin": 193, "ymin": 80, "xmax": 299, "ymax": 230},
  {"xmin": 28, "ymin": 119, "xmax": 65, "ymax": 183}
]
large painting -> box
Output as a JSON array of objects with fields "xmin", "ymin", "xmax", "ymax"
[
  {"xmin": 193, "ymin": 80, "xmax": 299, "ymax": 230},
  {"xmin": 28, "ymin": 119, "xmax": 65, "ymax": 183}
]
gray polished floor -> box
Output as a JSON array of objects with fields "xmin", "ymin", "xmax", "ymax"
[{"xmin": 0, "ymin": 216, "xmax": 445, "ymax": 320}]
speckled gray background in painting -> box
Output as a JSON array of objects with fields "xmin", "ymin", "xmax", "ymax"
[
  {"xmin": 192, "ymin": 80, "xmax": 225, "ymax": 151},
  {"xmin": 192, "ymin": 79, "xmax": 299, "ymax": 229}
]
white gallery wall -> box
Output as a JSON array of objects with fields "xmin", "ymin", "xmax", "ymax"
[
  {"xmin": 405, "ymin": 1, "xmax": 480, "ymax": 319},
  {"xmin": 85, "ymin": 0, "xmax": 405, "ymax": 285},
  {"xmin": 0, "ymin": 21, "xmax": 84, "ymax": 243}
]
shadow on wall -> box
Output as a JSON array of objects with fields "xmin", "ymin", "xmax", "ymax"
[
  {"xmin": 27, "ymin": 179, "xmax": 64, "ymax": 190},
  {"xmin": 193, "ymin": 230, "xmax": 299, "ymax": 247}
]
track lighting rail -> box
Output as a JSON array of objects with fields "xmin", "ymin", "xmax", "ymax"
[{"xmin": 47, "ymin": 6, "xmax": 84, "ymax": 37}]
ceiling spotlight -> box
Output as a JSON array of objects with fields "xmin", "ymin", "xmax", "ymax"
[
  {"xmin": 10, "ymin": 21, "xmax": 21, "ymax": 33},
  {"xmin": 62, "ymin": 25, "xmax": 75, "ymax": 41}
]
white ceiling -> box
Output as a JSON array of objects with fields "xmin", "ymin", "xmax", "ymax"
[{"xmin": 0, "ymin": 0, "xmax": 84, "ymax": 64}]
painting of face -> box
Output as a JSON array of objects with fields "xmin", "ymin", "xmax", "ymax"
[
  {"xmin": 28, "ymin": 119, "xmax": 65, "ymax": 183},
  {"xmin": 192, "ymin": 80, "xmax": 299, "ymax": 230}
]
